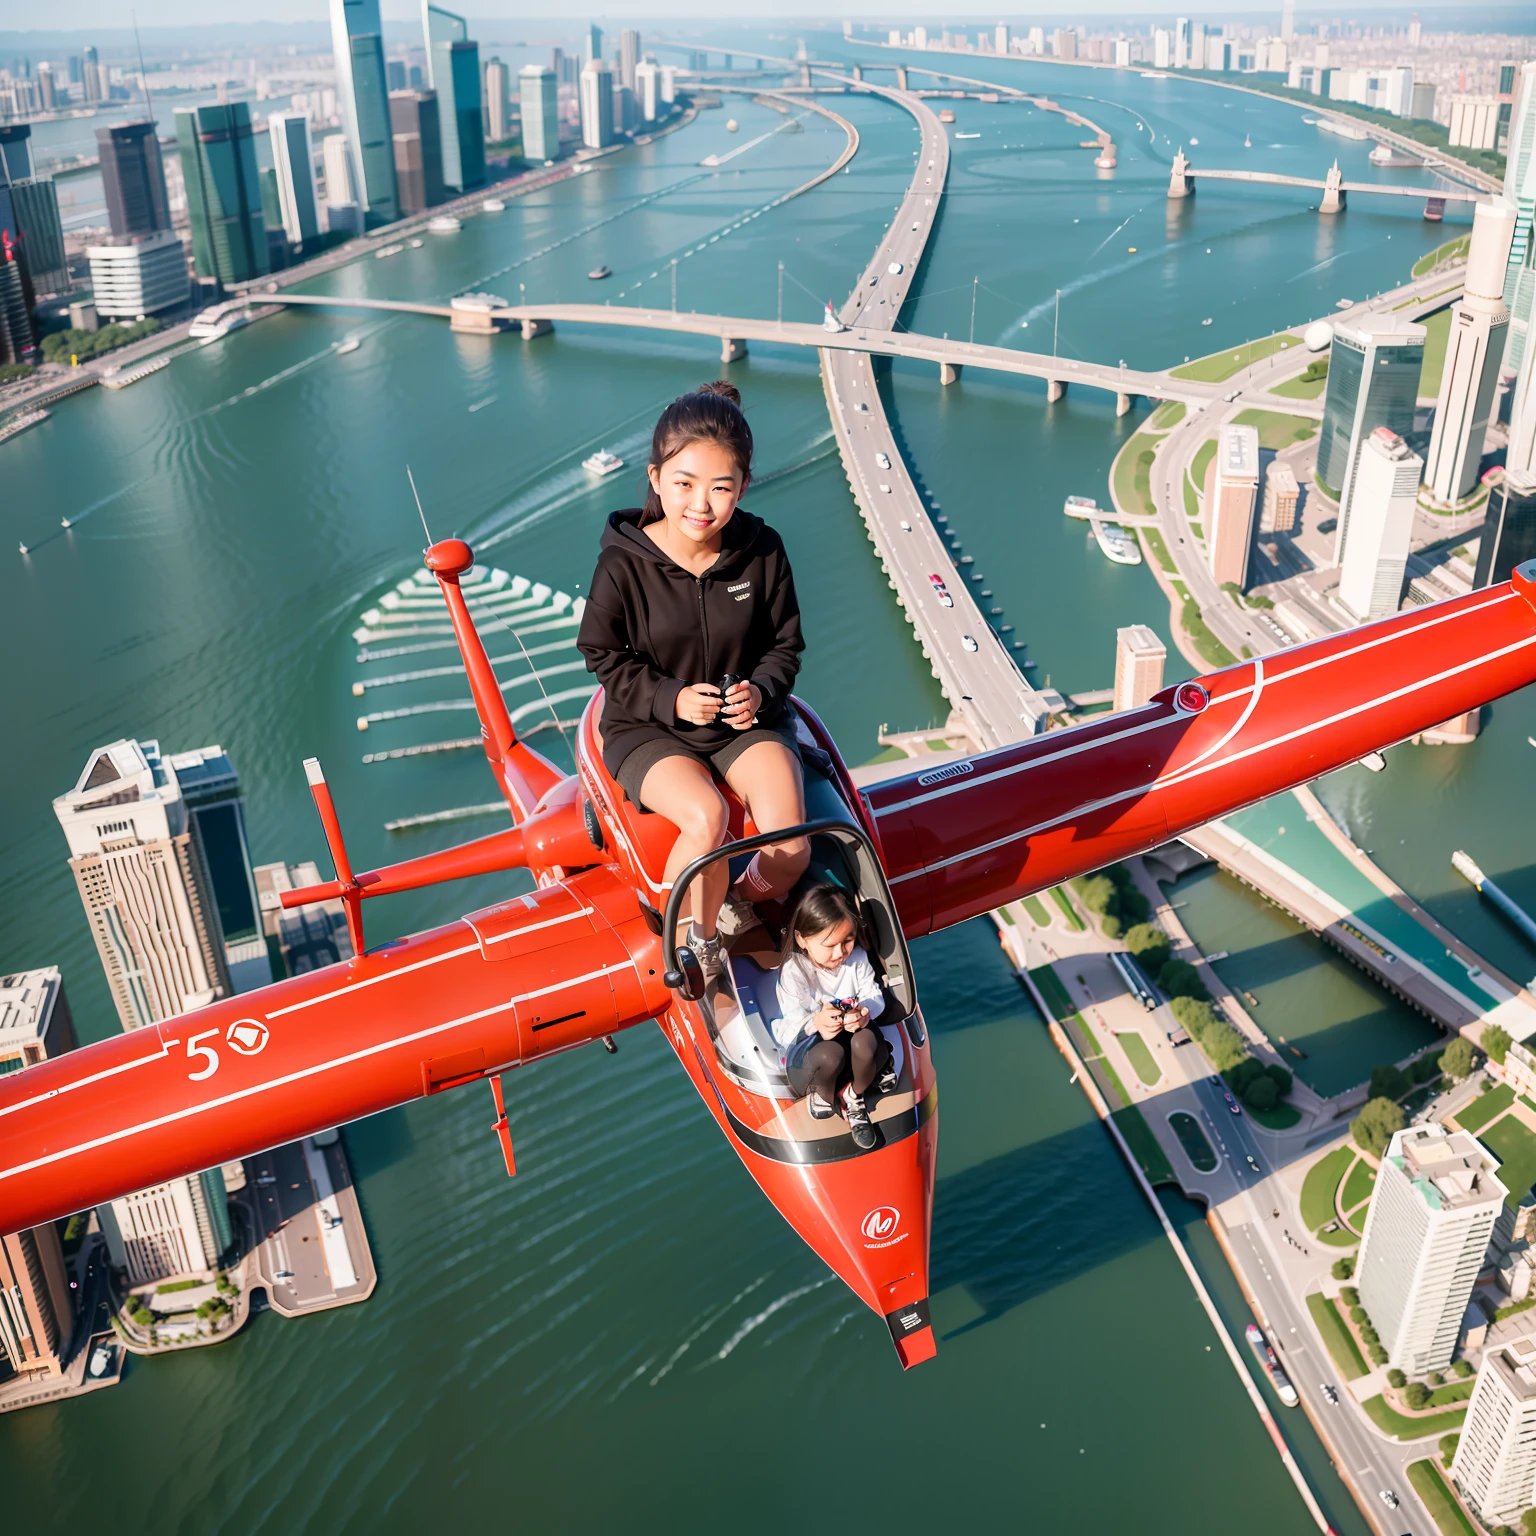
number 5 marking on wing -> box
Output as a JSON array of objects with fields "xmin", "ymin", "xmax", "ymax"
[{"xmin": 186, "ymin": 1029, "xmax": 220, "ymax": 1081}]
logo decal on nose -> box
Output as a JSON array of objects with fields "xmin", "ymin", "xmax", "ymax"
[
  {"xmin": 861, "ymin": 1206, "xmax": 900, "ymax": 1240},
  {"xmin": 226, "ymin": 1019, "xmax": 269, "ymax": 1056}
]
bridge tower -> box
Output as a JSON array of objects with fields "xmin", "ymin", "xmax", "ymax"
[
  {"xmin": 895, "ymin": 66, "xmax": 908, "ymax": 91},
  {"xmin": 1168, "ymin": 147, "xmax": 1194, "ymax": 199},
  {"xmin": 1320, "ymin": 160, "xmax": 1346, "ymax": 214}
]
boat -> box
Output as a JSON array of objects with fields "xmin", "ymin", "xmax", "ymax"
[
  {"xmin": 189, "ymin": 307, "xmax": 249, "ymax": 342},
  {"xmin": 588, "ymin": 265, "xmax": 612, "ymax": 280},
  {"xmin": 1141, "ymin": 71, "xmax": 1170, "ymax": 79},
  {"xmin": 336, "ymin": 336, "xmax": 362, "ymax": 355},
  {"xmin": 427, "ymin": 215, "xmax": 461, "ymax": 234},
  {"xmin": 374, "ymin": 243, "xmax": 405, "ymax": 259},
  {"xmin": 1335, "ymin": 298, "xmax": 1355, "ymax": 310},
  {"xmin": 1201, "ymin": 317, "xmax": 1213, "ymax": 326},
  {"xmin": 482, "ymin": 197, "xmax": 506, "ymax": 212},
  {"xmin": 726, "ymin": 119, "xmax": 739, "ymax": 132},
  {"xmin": 408, "ymin": 238, "xmax": 424, "ymax": 248},
  {"xmin": 1063, "ymin": 494, "xmax": 1098, "ymax": 520},
  {"xmin": 1370, "ymin": 143, "xmax": 1422, "ymax": 168},
  {"xmin": 582, "ymin": 449, "xmax": 625, "ymax": 476},
  {"xmin": 938, "ymin": 110, "xmax": 956, "ymax": 124},
  {"xmin": 1245, "ymin": 1324, "xmax": 1299, "ymax": 1406},
  {"xmin": 101, "ymin": 355, "xmax": 170, "ymax": 389},
  {"xmin": 1090, "ymin": 516, "xmax": 1143, "ymax": 566},
  {"xmin": 1244, "ymin": 133, "xmax": 1251, "ymax": 147},
  {"xmin": 955, "ymin": 131, "xmax": 980, "ymax": 139},
  {"xmin": 1318, "ymin": 117, "xmax": 1369, "ymax": 142},
  {"xmin": 1189, "ymin": 137, "xmax": 1199, "ymax": 147}
]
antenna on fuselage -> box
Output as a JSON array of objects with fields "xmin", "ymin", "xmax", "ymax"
[{"xmin": 406, "ymin": 465, "xmax": 433, "ymax": 545}]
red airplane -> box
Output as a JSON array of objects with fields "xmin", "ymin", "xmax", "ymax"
[{"xmin": 5, "ymin": 538, "xmax": 1536, "ymax": 1370}]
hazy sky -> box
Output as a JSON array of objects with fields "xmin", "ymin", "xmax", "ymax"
[{"xmin": 0, "ymin": 0, "xmax": 1421, "ymax": 35}]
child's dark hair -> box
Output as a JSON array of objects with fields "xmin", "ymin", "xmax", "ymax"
[
  {"xmin": 780, "ymin": 883, "xmax": 862, "ymax": 967},
  {"xmin": 642, "ymin": 380, "xmax": 753, "ymax": 523}
]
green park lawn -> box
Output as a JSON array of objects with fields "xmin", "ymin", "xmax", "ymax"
[
  {"xmin": 1139, "ymin": 527, "xmax": 1177, "ymax": 572},
  {"xmin": 1117, "ymin": 1031, "xmax": 1162, "ymax": 1086},
  {"xmin": 1111, "ymin": 431, "xmax": 1162, "ymax": 520},
  {"xmin": 1418, "ymin": 308, "xmax": 1453, "ymax": 401},
  {"xmin": 1169, "ymin": 1111, "xmax": 1217, "ymax": 1172},
  {"xmin": 1270, "ymin": 370, "xmax": 1328, "ymax": 400},
  {"xmin": 1170, "ymin": 331, "xmax": 1305, "ymax": 383},
  {"xmin": 1048, "ymin": 886, "xmax": 1085, "ymax": 932},
  {"xmin": 1454, "ymin": 1082, "xmax": 1514, "ymax": 1133},
  {"xmin": 1300, "ymin": 1146, "xmax": 1354, "ymax": 1233},
  {"xmin": 1305, "ymin": 1292, "xmax": 1367, "ymax": 1380},
  {"xmin": 1112, "ymin": 1106, "xmax": 1175, "ymax": 1187},
  {"xmin": 1362, "ymin": 1395, "xmax": 1467, "ymax": 1439},
  {"xmin": 1406, "ymin": 1459, "xmax": 1477, "ymax": 1536},
  {"xmin": 1020, "ymin": 893, "xmax": 1051, "ymax": 926},
  {"xmin": 1030, "ymin": 965, "xmax": 1077, "ymax": 1023},
  {"xmin": 1412, "ymin": 235, "xmax": 1471, "ymax": 278},
  {"xmin": 1427, "ymin": 1380, "xmax": 1476, "ymax": 1408},
  {"xmin": 1341, "ymin": 1158, "xmax": 1376, "ymax": 1215},
  {"xmin": 1479, "ymin": 1113, "xmax": 1536, "ymax": 1207},
  {"xmin": 1150, "ymin": 400, "xmax": 1186, "ymax": 429},
  {"xmin": 1230, "ymin": 408, "xmax": 1318, "ymax": 451},
  {"xmin": 1245, "ymin": 1101, "xmax": 1302, "ymax": 1130}
]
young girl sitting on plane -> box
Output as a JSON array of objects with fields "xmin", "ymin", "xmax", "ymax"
[{"xmin": 774, "ymin": 884, "xmax": 896, "ymax": 1150}]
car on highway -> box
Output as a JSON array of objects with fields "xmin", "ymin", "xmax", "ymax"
[
  {"xmin": 1246, "ymin": 1154, "xmax": 1262, "ymax": 1173},
  {"xmin": 1379, "ymin": 1490, "xmax": 1399, "ymax": 1510},
  {"xmin": 928, "ymin": 574, "xmax": 954, "ymax": 608},
  {"xmin": 961, "ymin": 635, "xmax": 979, "ymax": 653},
  {"xmin": 1223, "ymin": 1091, "xmax": 1242, "ymax": 1116},
  {"xmin": 855, "ymin": 401, "xmax": 869, "ymax": 412},
  {"xmin": 875, "ymin": 452, "xmax": 891, "ymax": 469},
  {"xmin": 900, "ymin": 521, "xmax": 912, "ymax": 532},
  {"xmin": 274, "ymin": 1269, "xmax": 295, "ymax": 1281},
  {"xmin": 1320, "ymin": 1383, "xmax": 1338, "ymax": 1404}
]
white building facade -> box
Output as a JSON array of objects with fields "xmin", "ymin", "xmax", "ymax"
[
  {"xmin": 85, "ymin": 229, "xmax": 189, "ymax": 319},
  {"xmin": 1452, "ymin": 1337, "xmax": 1536, "ymax": 1524}
]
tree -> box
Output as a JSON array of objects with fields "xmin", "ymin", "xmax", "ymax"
[
  {"xmin": 1244, "ymin": 1075, "xmax": 1279, "ymax": 1112},
  {"xmin": 1353, "ymin": 1096, "xmax": 1406, "ymax": 1159},
  {"xmin": 1387, "ymin": 1367, "xmax": 1407, "ymax": 1388},
  {"xmin": 1485, "ymin": 1025, "xmax": 1512, "ymax": 1067},
  {"xmin": 1410, "ymin": 1052, "xmax": 1442, "ymax": 1085},
  {"xmin": 1369, "ymin": 1063, "xmax": 1411, "ymax": 1102},
  {"xmin": 1159, "ymin": 959, "xmax": 1209, "ymax": 1002},
  {"xmin": 1404, "ymin": 1382, "xmax": 1430, "ymax": 1410},
  {"xmin": 1225, "ymin": 1058, "xmax": 1267, "ymax": 1098},
  {"xmin": 1123, "ymin": 923, "xmax": 1171, "ymax": 970},
  {"xmin": 1340, "ymin": 1287, "xmax": 1359, "ymax": 1307},
  {"xmin": 1453, "ymin": 1360, "xmax": 1474, "ymax": 1379},
  {"xmin": 1520, "ymin": 1508, "xmax": 1536, "ymax": 1536},
  {"xmin": 1078, "ymin": 875, "xmax": 1116, "ymax": 917},
  {"xmin": 1265, "ymin": 1063, "xmax": 1292, "ymax": 1098},
  {"xmin": 1332, "ymin": 1256, "xmax": 1354, "ymax": 1281},
  {"xmin": 1440, "ymin": 1433, "xmax": 1460, "ymax": 1468},
  {"xmin": 1441, "ymin": 1037, "xmax": 1478, "ymax": 1081},
  {"xmin": 1199, "ymin": 1018, "xmax": 1249, "ymax": 1073},
  {"xmin": 1353, "ymin": 1306, "xmax": 1370, "ymax": 1325}
]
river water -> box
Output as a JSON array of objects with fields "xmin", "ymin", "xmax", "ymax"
[{"xmin": 0, "ymin": 39, "xmax": 1520, "ymax": 1530}]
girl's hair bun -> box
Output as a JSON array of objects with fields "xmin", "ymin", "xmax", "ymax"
[{"xmin": 696, "ymin": 379, "xmax": 742, "ymax": 405}]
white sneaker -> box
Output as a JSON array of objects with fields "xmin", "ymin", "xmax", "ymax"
[
  {"xmin": 715, "ymin": 894, "xmax": 764, "ymax": 939},
  {"xmin": 688, "ymin": 925, "xmax": 725, "ymax": 986}
]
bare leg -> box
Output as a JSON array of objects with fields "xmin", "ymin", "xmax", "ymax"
[
  {"xmin": 721, "ymin": 740, "xmax": 809, "ymax": 901},
  {"xmin": 639, "ymin": 754, "xmax": 730, "ymax": 938}
]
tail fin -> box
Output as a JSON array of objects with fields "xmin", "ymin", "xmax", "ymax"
[{"xmin": 424, "ymin": 538, "xmax": 564, "ymax": 820}]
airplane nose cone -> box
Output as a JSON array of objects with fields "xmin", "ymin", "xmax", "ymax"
[{"xmin": 425, "ymin": 537, "xmax": 475, "ymax": 576}]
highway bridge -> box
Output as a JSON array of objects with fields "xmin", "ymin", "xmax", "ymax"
[{"xmin": 1169, "ymin": 148, "xmax": 1482, "ymax": 215}]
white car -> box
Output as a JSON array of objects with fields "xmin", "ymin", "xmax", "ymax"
[
  {"xmin": 900, "ymin": 521, "xmax": 912, "ymax": 532},
  {"xmin": 888, "ymin": 261, "xmax": 904, "ymax": 275},
  {"xmin": 875, "ymin": 452, "xmax": 891, "ymax": 469},
  {"xmin": 1320, "ymin": 1384, "xmax": 1338, "ymax": 1404},
  {"xmin": 877, "ymin": 483, "xmax": 892, "ymax": 494},
  {"xmin": 961, "ymin": 635, "xmax": 979, "ymax": 653},
  {"xmin": 928, "ymin": 574, "xmax": 954, "ymax": 608},
  {"xmin": 1379, "ymin": 1491, "xmax": 1399, "ymax": 1510},
  {"xmin": 855, "ymin": 402, "xmax": 870, "ymax": 413}
]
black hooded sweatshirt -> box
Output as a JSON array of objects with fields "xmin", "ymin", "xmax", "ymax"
[{"xmin": 577, "ymin": 508, "xmax": 804, "ymax": 775}]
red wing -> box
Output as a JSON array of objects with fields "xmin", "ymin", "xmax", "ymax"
[{"xmin": 871, "ymin": 573, "xmax": 1536, "ymax": 937}]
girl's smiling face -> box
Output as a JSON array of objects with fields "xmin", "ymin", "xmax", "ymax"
[
  {"xmin": 647, "ymin": 440, "xmax": 747, "ymax": 547},
  {"xmin": 797, "ymin": 917, "xmax": 857, "ymax": 971}
]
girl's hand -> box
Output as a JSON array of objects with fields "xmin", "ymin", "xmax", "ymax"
[
  {"xmin": 720, "ymin": 680, "xmax": 761, "ymax": 730},
  {"xmin": 841, "ymin": 1004, "xmax": 870, "ymax": 1031},
  {"xmin": 675, "ymin": 685, "xmax": 722, "ymax": 725},
  {"xmin": 814, "ymin": 1004, "xmax": 844, "ymax": 1040}
]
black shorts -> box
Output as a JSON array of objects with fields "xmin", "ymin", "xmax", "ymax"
[{"xmin": 616, "ymin": 727, "xmax": 800, "ymax": 812}]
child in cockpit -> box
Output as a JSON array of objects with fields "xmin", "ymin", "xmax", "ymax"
[{"xmin": 774, "ymin": 884, "xmax": 895, "ymax": 1151}]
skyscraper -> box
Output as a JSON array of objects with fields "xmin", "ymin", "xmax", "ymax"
[
  {"xmin": 519, "ymin": 65, "xmax": 559, "ymax": 162},
  {"xmin": 0, "ymin": 235, "xmax": 35, "ymax": 365},
  {"xmin": 1316, "ymin": 312, "xmax": 1425, "ymax": 560},
  {"xmin": 0, "ymin": 968, "xmax": 79, "ymax": 1385},
  {"xmin": 1453, "ymin": 1336, "xmax": 1536, "ymax": 1525},
  {"xmin": 329, "ymin": 0, "xmax": 399, "ymax": 229},
  {"xmin": 1501, "ymin": 70, "xmax": 1536, "ymax": 378},
  {"xmin": 1338, "ymin": 427, "xmax": 1421, "ymax": 620},
  {"xmin": 483, "ymin": 57, "xmax": 510, "ymax": 143},
  {"xmin": 634, "ymin": 60, "xmax": 659, "ymax": 122},
  {"xmin": 96, "ymin": 121, "xmax": 172, "ymax": 239},
  {"xmin": 97, "ymin": 1173, "xmax": 231, "ymax": 1286},
  {"xmin": 1426, "ymin": 201, "xmax": 1516, "ymax": 504},
  {"xmin": 322, "ymin": 130, "xmax": 360, "ymax": 230},
  {"xmin": 1357, "ymin": 1124, "xmax": 1505, "ymax": 1373},
  {"xmin": 1280, "ymin": 0, "xmax": 1295, "ymax": 41},
  {"xmin": 0, "ymin": 174, "xmax": 67, "ymax": 297},
  {"xmin": 53, "ymin": 738, "xmax": 235, "ymax": 1031},
  {"xmin": 389, "ymin": 89, "xmax": 445, "ymax": 215},
  {"xmin": 1204, "ymin": 423, "xmax": 1260, "ymax": 588},
  {"xmin": 0, "ymin": 123, "xmax": 32, "ymax": 183},
  {"xmin": 619, "ymin": 29, "xmax": 641, "ymax": 91},
  {"xmin": 584, "ymin": 23, "xmax": 603, "ymax": 64},
  {"xmin": 1476, "ymin": 470, "xmax": 1536, "ymax": 587},
  {"xmin": 268, "ymin": 112, "xmax": 321, "ymax": 246},
  {"xmin": 85, "ymin": 230, "xmax": 190, "ymax": 318},
  {"xmin": 1174, "ymin": 17, "xmax": 1191, "ymax": 68},
  {"xmin": 1113, "ymin": 626, "xmax": 1166, "ymax": 712},
  {"xmin": 422, "ymin": 3, "xmax": 484, "ymax": 194},
  {"xmin": 580, "ymin": 59, "xmax": 614, "ymax": 150},
  {"xmin": 175, "ymin": 103, "xmax": 269, "ymax": 286},
  {"xmin": 82, "ymin": 44, "xmax": 100, "ymax": 103}
]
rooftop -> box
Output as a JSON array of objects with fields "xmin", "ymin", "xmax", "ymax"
[
  {"xmin": 1333, "ymin": 311, "xmax": 1427, "ymax": 348},
  {"xmin": 1217, "ymin": 423, "xmax": 1259, "ymax": 483},
  {"xmin": 0, "ymin": 966, "xmax": 62, "ymax": 1055},
  {"xmin": 1393, "ymin": 1124, "xmax": 1507, "ymax": 1211},
  {"xmin": 1490, "ymin": 1337, "xmax": 1536, "ymax": 1401}
]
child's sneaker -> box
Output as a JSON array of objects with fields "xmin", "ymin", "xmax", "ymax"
[
  {"xmin": 842, "ymin": 1084, "xmax": 877, "ymax": 1150},
  {"xmin": 876, "ymin": 1055, "xmax": 900, "ymax": 1096},
  {"xmin": 807, "ymin": 1090, "xmax": 835, "ymax": 1121}
]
